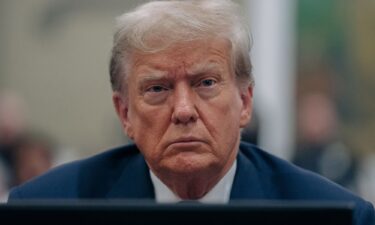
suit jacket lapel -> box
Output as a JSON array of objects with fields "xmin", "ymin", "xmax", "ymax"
[
  {"xmin": 230, "ymin": 149, "xmax": 266, "ymax": 200},
  {"xmin": 106, "ymin": 153, "xmax": 155, "ymax": 200},
  {"xmin": 106, "ymin": 143, "xmax": 265, "ymax": 200}
]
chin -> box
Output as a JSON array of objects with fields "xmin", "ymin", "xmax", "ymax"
[{"xmin": 164, "ymin": 153, "xmax": 218, "ymax": 175}]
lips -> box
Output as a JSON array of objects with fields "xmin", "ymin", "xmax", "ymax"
[
  {"xmin": 167, "ymin": 137, "xmax": 206, "ymax": 149},
  {"xmin": 172, "ymin": 137, "xmax": 203, "ymax": 143}
]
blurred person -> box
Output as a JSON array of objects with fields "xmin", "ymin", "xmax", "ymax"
[
  {"xmin": 0, "ymin": 91, "xmax": 27, "ymax": 197},
  {"xmin": 7, "ymin": 1, "xmax": 374, "ymax": 224},
  {"xmin": 0, "ymin": 92, "xmax": 27, "ymax": 167},
  {"xmin": 0, "ymin": 132, "xmax": 55, "ymax": 201},
  {"xmin": 293, "ymin": 93, "xmax": 358, "ymax": 189},
  {"xmin": 11, "ymin": 133, "xmax": 54, "ymax": 186}
]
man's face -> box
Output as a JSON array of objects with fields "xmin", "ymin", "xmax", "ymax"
[{"xmin": 114, "ymin": 38, "xmax": 252, "ymax": 178}]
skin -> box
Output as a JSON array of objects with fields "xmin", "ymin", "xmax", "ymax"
[{"xmin": 113, "ymin": 38, "xmax": 253, "ymax": 199}]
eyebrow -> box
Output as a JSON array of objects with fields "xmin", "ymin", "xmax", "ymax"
[
  {"xmin": 187, "ymin": 61, "xmax": 224, "ymax": 76},
  {"xmin": 136, "ymin": 70, "xmax": 170, "ymax": 90},
  {"xmin": 137, "ymin": 69, "xmax": 168, "ymax": 81},
  {"xmin": 137, "ymin": 61, "xmax": 224, "ymax": 84}
]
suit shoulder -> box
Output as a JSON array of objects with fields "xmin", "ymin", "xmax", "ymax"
[
  {"xmin": 9, "ymin": 145, "xmax": 139, "ymax": 199},
  {"xmin": 239, "ymin": 142, "xmax": 366, "ymax": 201},
  {"xmin": 239, "ymin": 142, "xmax": 375, "ymax": 225}
]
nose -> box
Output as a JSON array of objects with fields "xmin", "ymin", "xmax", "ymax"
[{"xmin": 171, "ymin": 83, "xmax": 198, "ymax": 125}]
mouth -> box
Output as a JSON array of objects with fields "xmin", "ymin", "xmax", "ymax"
[{"xmin": 167, "ymin": 137, "xmax": 206, "ymax": 149}]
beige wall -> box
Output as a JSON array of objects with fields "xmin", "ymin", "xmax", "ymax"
[
  {"xmin": 1, "ymin": 0, "xmax": 133, "ymax": 156},
  {"xmin": 0, "ymin": 0, "xmax": 247, "ymax": 157}
]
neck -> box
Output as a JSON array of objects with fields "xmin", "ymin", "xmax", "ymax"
[
  {"xmin": 170, "ymin": 175, "xmax": 219, "ymax": 200},
  {"xmin": 154, "ymin": 156, "xmax": 237, "ymax": 200}
]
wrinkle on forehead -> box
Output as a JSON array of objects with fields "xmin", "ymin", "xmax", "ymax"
[{"xmin": 130, "ymin": 38, "xmax": 233, "ymax": 80}]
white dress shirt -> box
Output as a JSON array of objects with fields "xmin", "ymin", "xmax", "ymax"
[{"xmin": 150, "ymin": 160, "xmax": 237, "ymax": 204}]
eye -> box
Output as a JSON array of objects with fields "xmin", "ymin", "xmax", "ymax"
[
  {"xmin": 143, "ymin": 84, "xmax": 169, "ymax": 105},
  {"xmin": 194, "ymin": 77, "xmax": 221, "ymax": 99},
  {"xmin": 199, "ymin": 79, "xmax": 217, "ymax": 87},
  {"xmin": 146, "ymin": 85, "xmax": 168, "ymax": 93}
]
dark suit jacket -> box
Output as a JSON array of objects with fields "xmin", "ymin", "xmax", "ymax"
[{"xmin": 9, "ymin": 142, "xmax": 374, "ymax": 225}]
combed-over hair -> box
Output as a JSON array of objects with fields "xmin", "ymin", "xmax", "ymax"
[{"xmin": 109, "ymin": 0, "xmax": 253, "ymax": 92}]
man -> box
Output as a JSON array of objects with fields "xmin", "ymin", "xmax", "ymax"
[{"xmin": 8, "ymin": 1, "xmax": 374, "ymax": 224}]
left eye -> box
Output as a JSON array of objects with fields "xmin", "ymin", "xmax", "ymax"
[{"xmin": 200, "ymin": 79, "xmax": 216, "ymax": 87}]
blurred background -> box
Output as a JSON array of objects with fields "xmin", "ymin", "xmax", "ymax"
[{"xmin": 0, "ymin": 0, "xmax": 374, "ymax": 203}]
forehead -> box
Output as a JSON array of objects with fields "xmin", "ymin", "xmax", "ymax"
[{"xmin": 129, "ymin": 38, "xmax": 233, "ymax": 75}]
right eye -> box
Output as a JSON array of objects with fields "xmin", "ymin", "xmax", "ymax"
[
  {"xmin": 146, "ymin": 85, "xmax": 168, "ymax": 93},
  {"xmin": 143, "ymin": 84, "xmax": 170, "ymax": 105}
]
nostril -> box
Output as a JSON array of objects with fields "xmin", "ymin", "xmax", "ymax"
[{"xmin": 171, "ymin": 106, "xmax": 198, "ymax": 125}]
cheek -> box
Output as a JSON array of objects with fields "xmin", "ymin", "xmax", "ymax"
[
  {"xmin": 216, "ymin": 90, "xmax": 242, "ymax": 122},
  {"xmin": 219, "ymin": 103, "xmax": 242, "ymax": 143},
  {"xmin": 130, "ymin": 105, "xmax": 160, "ymax": 136},
  {"xmin": 128, "ymin": 102, "xmax": 171, "ymax": 153},
  {"xmin": 201, "ymin": 90, "xmax": 243, "ymax": 142}
]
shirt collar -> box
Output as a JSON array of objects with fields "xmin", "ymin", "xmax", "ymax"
[{"xmin": 150, "ymin": 160, "xmax": 237, "ymax": 204}]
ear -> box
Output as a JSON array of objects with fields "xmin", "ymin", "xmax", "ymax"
[
  {"xmin": 112, "ymin": 92, "xmax": 134, "ymax": 139},
  {"xmin": 239, "ymin": 85, "xmax": 253, "ymax": 128}
]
